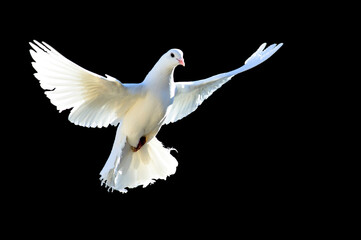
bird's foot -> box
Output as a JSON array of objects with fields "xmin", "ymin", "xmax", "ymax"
[{"xmin": 131, "ymin": 136, "xmax": 146, "ymax": 152}]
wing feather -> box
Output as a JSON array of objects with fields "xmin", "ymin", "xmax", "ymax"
[
  {"xmin": 164, "ymin": 43, "xmax": 283, "ymax": 124},
  {"xmin": 30, "ymin": 40, "xmax": 142, "ymax": 128}
]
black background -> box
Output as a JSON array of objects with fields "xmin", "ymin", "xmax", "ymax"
[{"xmin": 4, "ymin": 2, "xmax": 329, "ymax": 237}]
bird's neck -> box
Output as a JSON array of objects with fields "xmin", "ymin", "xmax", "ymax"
[{"xmin": 143, "ymin": 61, "xmax": 175, "ymax": 86}]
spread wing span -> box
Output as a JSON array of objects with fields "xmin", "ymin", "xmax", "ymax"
[
  {"xmin": 164, "ymin": 43, "xmax": 283, "ymax": 124},
  {"xmin": 30, "ymin": 41, "xmax": 142, "ymax": 128}
]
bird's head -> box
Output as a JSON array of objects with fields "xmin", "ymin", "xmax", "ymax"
[{"xmin": 162, "ymin": 49, "xmax": 185, "ymax": 68}]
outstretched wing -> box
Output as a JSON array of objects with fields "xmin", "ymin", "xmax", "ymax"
[
  {"xmin": 30, "ymin": 40, "xmax": 142, "ymax": 128},
  {"xmin": 163, "ymin": 43, "xmax": 283, "ymax": 124}
]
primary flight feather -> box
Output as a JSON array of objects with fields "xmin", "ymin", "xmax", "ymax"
[{"xmin": 30, "ymin": 41, "xmax": 283, "ymax": 193}]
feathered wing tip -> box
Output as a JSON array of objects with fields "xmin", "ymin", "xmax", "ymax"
[
  {"xmin": 244, "ymin": 42, "xmax": 283, "ymax": 67},
  {"xmin": 100, "ymin": 135, "xmax": 178, "ymax": 193}
]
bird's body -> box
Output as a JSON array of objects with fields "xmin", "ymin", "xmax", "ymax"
[
  {"xmin": 122, "ymin": 51, "xmax": 178, "ymax": 149},
  {"xmin": 122, "ymin": 83, "xmax": 171, "ymax": 148},
  {"xmin": 30, "ymin": 41, "xmax": 283, "ymax": 193}
]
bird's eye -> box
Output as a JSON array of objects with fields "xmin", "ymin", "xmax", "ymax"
[{"xmin": 170, "ymin": 53, "xmax": 175, "ymax": 58}]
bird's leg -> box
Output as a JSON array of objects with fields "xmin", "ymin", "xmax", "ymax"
[{"xmin": 131, "ymin": 136, "xmax": 146, "ymax": 152}]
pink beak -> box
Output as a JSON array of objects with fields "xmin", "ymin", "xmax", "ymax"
[{"xmin": 177, "ymin": 58, "xmax": 185, "ymax": 66}]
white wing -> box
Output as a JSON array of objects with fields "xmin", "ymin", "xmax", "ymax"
[
  {"xmin": 163, "ymin": 43, "xmax": 283, "ymax": 124},
  {"xmin": 30, "ymin": 41, "xmax": 142, "ymax": 128}
]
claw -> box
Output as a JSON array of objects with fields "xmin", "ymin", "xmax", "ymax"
[{"xmin": 131, "ymin": 136, "xmax": 146, "ymax": 152}]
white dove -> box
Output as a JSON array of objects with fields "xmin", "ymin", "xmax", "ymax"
[{"xmin": 30, "ymin": 40, "xmax": 283, "ymax": 193}]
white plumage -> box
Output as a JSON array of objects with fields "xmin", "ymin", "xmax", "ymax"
[{"xmin": 30, "ymin": 40, "xmax": 283, "ymax": 193}]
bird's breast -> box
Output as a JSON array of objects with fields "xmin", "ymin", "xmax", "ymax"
[{"xmin": 122, "ymin": 91, "xmax": 172, "ymax": 147}]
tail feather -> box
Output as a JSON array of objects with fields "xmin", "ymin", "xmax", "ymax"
[{"xmin": 100, "ymin": 125, "xmax": 178, "ymax": 193}]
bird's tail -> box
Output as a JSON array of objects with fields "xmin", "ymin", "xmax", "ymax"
[{"xmin": 100, "ymin": 124, "xmax": 178, "ymax": 193}]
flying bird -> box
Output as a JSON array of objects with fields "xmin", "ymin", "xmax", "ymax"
[{"xmin": 30, "ymin": 40, "xmax": 283, "ymax": 193}]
